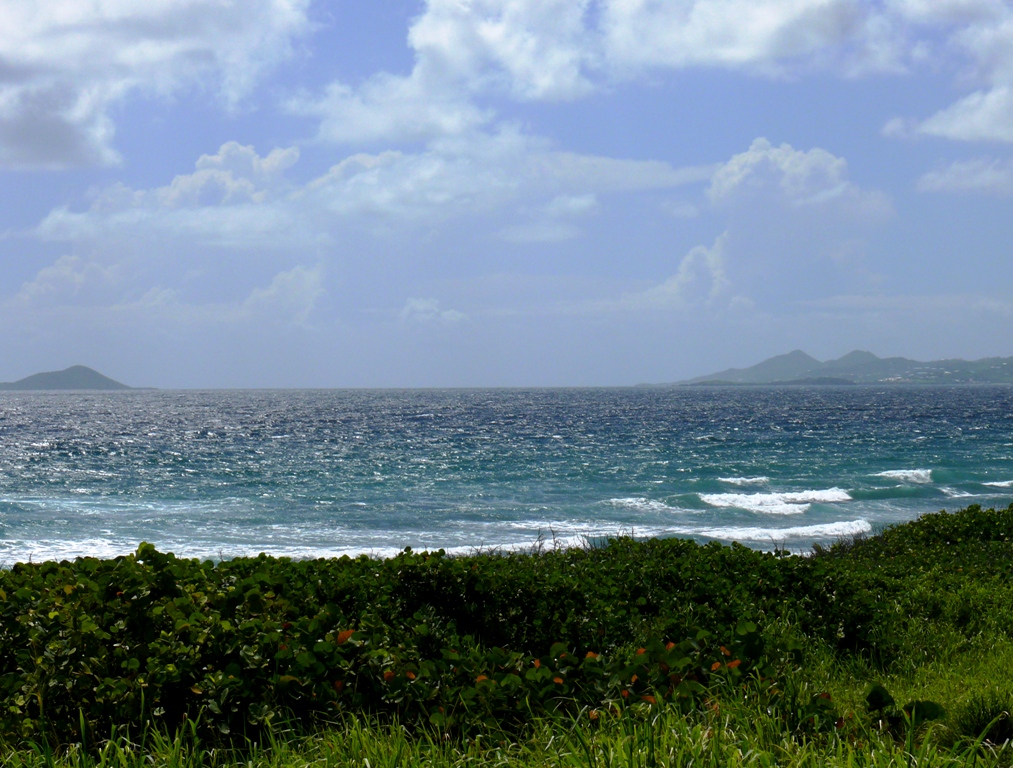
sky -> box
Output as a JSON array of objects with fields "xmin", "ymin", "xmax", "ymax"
[{"xmin": 2, "ymin": 0, "xmax": 1013, "ymax": 388}]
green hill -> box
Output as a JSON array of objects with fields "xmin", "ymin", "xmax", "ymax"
[
  {"xmin": 0, "ymin": 365, "xmax": 132, "ymax": 391},
  {"xmin": 684, "ymin": 350, "xmax": 1013, "ymax": 385}
]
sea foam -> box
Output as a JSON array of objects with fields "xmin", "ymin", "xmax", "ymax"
[
  {"xmin": 717, "ymin": 476, "xmax": 770, "ymax": 486},
  {"xmin": 688, "ymin": 519, "xmax": 871, "ymax": 543},
  {"xmin": 606, "ymin": 497, "xmax": 692, "ymax": 514},
  {"xmin": 699, "ymin": 488, "xmax": 852, "ymax": 515},
  {"xmin": 874, "ymin": 469, "xmax": 933, "ymax": 484}
]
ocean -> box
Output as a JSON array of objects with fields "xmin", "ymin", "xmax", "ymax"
[{"xmin": 0, "ymin": 386, "xmax": 1011, "ymax": 564}]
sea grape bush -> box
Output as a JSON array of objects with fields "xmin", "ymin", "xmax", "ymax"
[
  {"xmin": 0, "ymin": 503, "xmax": 1012, "ymax": 745},
  {"xmin": 0, "ymin": 542, "xmax": 768, "ymax": 743}
]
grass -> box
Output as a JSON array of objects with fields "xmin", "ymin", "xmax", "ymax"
[
  {"xmin": 3, "ymin": 699, "xmax": 1011, "ymax": 768},
  {"xmin": 5, "ymin": 630, "xmax": 1013, "ymax": 767}
]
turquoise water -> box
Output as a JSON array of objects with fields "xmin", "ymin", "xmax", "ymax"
[{"xmin": 0, "ymin": 387, "xmax": 1011, "ymax": 563}]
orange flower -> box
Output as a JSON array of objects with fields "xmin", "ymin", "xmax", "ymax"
[
  {"xmin": 337, "ymin": 629, "xmax": 354, "ymax": 645},
  {"xmin": 475, "ymin": 675, "xmax": 488, "ymax": 683},
  {"xmin": 636, "ymin": 647, "xmax": 646, "ymax": 656},
  {"xmin": 630, "ymin": 674, "xmax": 638, "ymax": 684},
  {"xmin": 406, "ymin": 671, "xmax": 416, "ymax": 680},
  {"xmin": 665, "ymin": 642, "xmax": 675, "ymax": 651},
  {"xmin": 553, "ymin": 676, "xmax": 564, "ymax": 685},
  {"xmin": 383, "ymin": 670, "xmax": 395, "ymax": 682},
  {"xmin": 533, "ymin": 658, "xmax": 541, "ymax": 668},
  {"xmin": 727, "ymin": 659, "xmax": 742, "ymax": 669},
  {"xmin": 585, "ymin": 651, "xmax": 599, "ymax": 659},
  {"xmin": 711, "ymin": 661, "xmax": 722, "ymax": 671},
  {"xmin": 620, "ymin": 689, "xmax": 629, "ymax": 698},
  {"xmin": 641, "ymin": 695, "xmax": 657, "ymax": 705},
  {"xmin": 589, "ymin": 710, "xmax": 599, "ymax": 721},
  {"xmin": 720, "ymin": 646, "xmax": 731, "ymax": 656}
]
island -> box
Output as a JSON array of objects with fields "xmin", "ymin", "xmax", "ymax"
[
  {"xmin": 681, "ymin": 349, "xmax": 1013, "ymax": 385},
  {"xmin": 0, "ymin": 365, "xmax": 132, "ymax": 391}
]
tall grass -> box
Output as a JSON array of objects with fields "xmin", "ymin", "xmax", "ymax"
[{"xmin": 4, "ymin": 689, "xmax": 1012, "ymax": 768}]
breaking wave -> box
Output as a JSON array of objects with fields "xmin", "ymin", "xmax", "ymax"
[
  {"xmin": 699, "ymin": 488, "xmax": 852, "ymax": 515},
  {"xmin": 874, "ymin": 469, "xmax": 933, "ymax": 484},
  {"xmin": 689, "ymin": 519, "xmax": 871, "ymax": 542}
]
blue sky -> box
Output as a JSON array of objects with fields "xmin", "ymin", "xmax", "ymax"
[{"xmin": 2, "ymin": 0, "xmax": 1013, "ymax": 387}]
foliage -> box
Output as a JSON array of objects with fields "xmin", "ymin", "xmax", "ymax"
[{"xmin": 2, "ymin": 503, "xmax": 1013, "ymax": 749}]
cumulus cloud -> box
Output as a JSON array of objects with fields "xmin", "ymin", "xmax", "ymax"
[
  {"xmin": 882, "ymin": 4, "xmax": 1013, "ymax": 143},
  {"xmin": 619, "ymin": 233, "xmax": 732, "ymax": 311},
  {"xmin": 296, "ymin": 0, "xmax": 918, "ymax": 147},
  {"xmin": 917, "ymin": 157, "xmax": 1013, "ymax": 194},
  {"xmin": 7, "ymin": 259, "xmax": 324, "ymax": 328},
  {"xmin": 290, "ymin": 0, "xmax": 1013, "ymax": 156},
  {"xmin": 9, "ymin": 256, "xmax": 123, "ymax": 307},
  {"xmin": 600, "ymin": 0, "xmax": 881, "ymax": 76},
  {"xmin": 918, "ymin": 87, "xmax": 1013, "ymax": 142},
  {"xmin": 290, "ymin": 74, "xmax": 491, "ymax": 145},
  {"xmin": 36, "ymin": 133, "xmax": 710, "ymax": 250},
  {"xmin": 0, "ymin": 0, "xmax": 310, "ymax": 167},
  {"xmin": 37, "ymin": 141, "xmax": 319, "ymax": 249},
  {"xmin": 400, "ymin": 298, "xmax": 467, "ymax": 324},
  {"xmin": 708, "ymin": 137, "xmax": 892, "ymax": 217}
]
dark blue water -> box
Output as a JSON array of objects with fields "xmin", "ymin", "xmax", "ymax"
[{"xmin": 1, "ymin": 387, "xmax": 1011, "ymax": 563}]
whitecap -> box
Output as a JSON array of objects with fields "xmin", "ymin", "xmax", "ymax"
[
  {"xmin": 606, "ymin": 497, "xmax": 692, "ymax": 514},
  {"xmin": 717, "ymin": 476, "xmax": 770, "ymax": 486},
  {"xmin": 699, "ymin": 488, "xmax": 852, "ymax": 515},
  {"xmin": 689, "ymin": 519, "xmax": 871, "ymax": 542},
  {"xmin": 983, "ymin": 480, "xmax": 1013, "ymax": 488},
  {"xmin": 873, "ymin": 469, "xmax": 933, "ymax": 484},
  {"xmin": 941, "ymin": 487, "xmax": 975, "ymax": 498}
]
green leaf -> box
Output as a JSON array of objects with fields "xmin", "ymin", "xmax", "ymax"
[{"xmin": 865, "ymin": 683, "xmax": 895, "ymax": 713}]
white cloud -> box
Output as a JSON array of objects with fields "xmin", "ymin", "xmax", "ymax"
[
  {"xmin": 242, "ymin": 264, "xmax": 325, "ymax": 327},
  {"xmin": 293, "ymin": 0, "xmax": 1013, "ymax": 155},
  {"xmin": 290, "ymin": 73, "xmax": 491, "ymax": 145},
  {"xmin": 600, "ymin": 0, "xmax": 882, "ymax": 76},
  {"xmin": 291, "ymin": 0, "xmax": 596, "ymax": 144},
  {"xmin": 918, "ymin": 86, "xmax": 1013, "ymax": 142},
  {"xmin": 0, "ymin": 0, "xmax": 310, "ymax": 167},
  {"xmin": 37, "ymin": 133, "xmax": 710, "ymax": 249},
  {"xmin": 7, "ymin": 259, "xmax": 325, "ymax": 328},
  {"xmin": 708, "ymin": 137, "xmax": 892, "ymax": 217},
  {"xmin": 298, "ymin": 0, "xmax": 921, "ymax": 147},
  {"xmin": 917, "ymin": 157, "xmax": 1013, "ymax": 194},
  {"xmin": 545, "ymin": 193, "xmax": 598, "ymax": 216},
  {"xmin": 408, "ymin": 0, "xmax": 597, "ymax": 100},
  {"xmin": 884, "ymin": 5, "xmax": 1013, "ymax": 143},
  {"xmin": 400, "ymin": 298, "xmax": 468, "ymax": 324},
  {"xmin": 619, "ymin": 233, "xmax": 732, "ymax": 311},
  {"xmin": 10, "ymin": 256, "xmax": 123, "ymax": 307},
  {"xmin": 37, "ymin": 141, "xmax": 320, "ymax": 249}
]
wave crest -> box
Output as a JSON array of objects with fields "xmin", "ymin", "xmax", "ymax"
[
  {"xmin": 699, "ymin": 488, "xmax": 852, "ymax": 515},
  {"xmin": 874, "ymin": 469, "xmax": 933, "ymax": 484}
]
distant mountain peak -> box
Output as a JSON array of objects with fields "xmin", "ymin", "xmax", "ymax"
[
  {"xmin": 0, "ymin": 365, "xmax": 132, "ymax": 391},
  {"xmin": 835, "ymin": 350, "xmax": 880, "ymax": 364},
  {"xmin": 683, "ymin": 350, "xmax": 1013, "ymax": 386}
]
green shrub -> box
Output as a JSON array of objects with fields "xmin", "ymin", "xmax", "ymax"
[{"xmin": 2, "ymin": 503, "xmax": 1013, "ymax": 747}]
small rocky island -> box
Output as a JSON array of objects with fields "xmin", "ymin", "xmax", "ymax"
[{"xmin": 0, "ymin": 365, "xmax": 132, "ymax": 391}]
